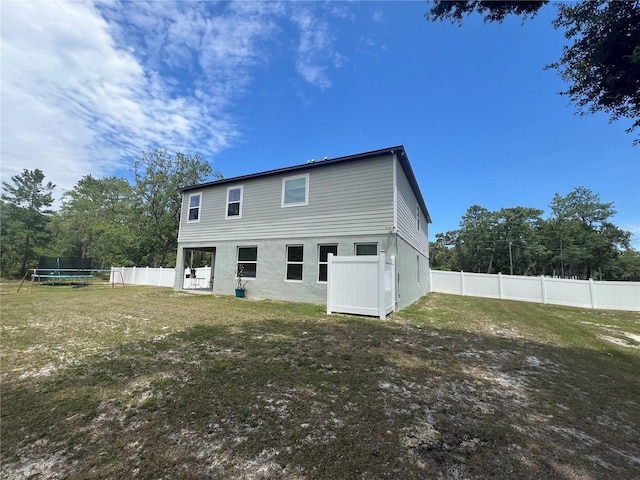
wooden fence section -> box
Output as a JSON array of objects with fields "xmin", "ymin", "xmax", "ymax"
[
  {"xmin": 430, "ymin": 270, "xmax": 640, "ymax": 312},
  {"xmin": 326, "ymin": 253, "xmax": 396, "ymax": 319}
]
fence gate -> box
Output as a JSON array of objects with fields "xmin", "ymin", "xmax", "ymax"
[{"xmin": 326, "ymin": 252, "xmax": 395, "ymax": 319}]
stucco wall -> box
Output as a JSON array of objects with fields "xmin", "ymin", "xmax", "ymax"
[
  {"xmin": 393, "ymin": 235, "xmax": 430, "ymax": 311},
  {"xmin": 177, "ymin": 234, "xmax": 393, "ymax": 304},
  {"xmin": 175, "ymin": 232, "xmax": 429, "ymax": 311}
]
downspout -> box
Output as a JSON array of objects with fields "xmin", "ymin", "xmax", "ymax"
[{"xmin": 392, "ymin": 151, "xmax": 400, "ymax": 307}]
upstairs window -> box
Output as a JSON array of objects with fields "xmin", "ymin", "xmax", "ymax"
[
  {"xmin": 237, "ymin": 246, "xmax": 257, "ymax": 278},
  {"xmin": 318, "ymin": 244, "xmax": 338, "ymax": 282},
  {"xmin": 282, "ymin": 174, "xmax": 309, "ymax": 207},
  {"xmin": 355, "ymin": 243, "xmax": 377, "ymax": 256},
  {"xmin": 187, "ymin": 193, "xmax": 201, "ymax": 222},
  {"xmin": 286, "ymin": 245, "xmax": 304, "ymax": 281},
  {"xmin": 226, "ymin": 186, "xmax": 243, "ymax": 219},
  {"xmin": 416, "ymin": 204, "xmax": 420, "ymax": 231}
]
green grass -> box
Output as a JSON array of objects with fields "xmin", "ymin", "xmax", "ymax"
[{"xmin": 1, "ymin": 282, "xmax": 639, "ymax": 479}]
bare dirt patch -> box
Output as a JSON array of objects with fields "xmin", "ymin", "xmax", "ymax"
[
  {"xmin": 600, "ymin": 335, "xmax": 640, "ymax": 348},
  {"xmin": 1, "ymin": 288, "xmax": 639, "ymax": 479}
]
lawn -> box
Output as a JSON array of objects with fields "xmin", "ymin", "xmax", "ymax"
[{"xmin": 1, "ymin": 283, "xmax": 639, "ymax": 479}]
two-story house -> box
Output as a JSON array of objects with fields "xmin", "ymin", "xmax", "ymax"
[{"xmin": 174, "ymin": 145, "xmax": 431, "ymax": 311}]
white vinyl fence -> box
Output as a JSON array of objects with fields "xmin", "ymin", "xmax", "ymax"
[
  {"xmin": 110, "ymin": 266, "xmax": 211, "ymax": 289},
  {"xmin": 112, "ymin": 265, "xmax": 639, "ymax": 313},
  {"xmin": 326, "ymin": 253, "xmax": 395, "ymax": 319},
  {"xmin": 430, "ymin": 270, "xmax": 640, "ymax": 312}
]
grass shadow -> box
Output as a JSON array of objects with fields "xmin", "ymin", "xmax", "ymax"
[{"xmin": 3, "ymin": 302, "xmax": 640, "ymax": 479}]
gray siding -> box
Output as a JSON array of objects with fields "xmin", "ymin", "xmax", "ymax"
[
  {"xmin": 395, "ymin": 157, "xmax": 429, "ymax": 256},
  {"xmin": 178, "ymin": 155, "xmax": 395, "ymax": 243}
]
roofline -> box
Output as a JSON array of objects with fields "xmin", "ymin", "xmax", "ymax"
[
  {"xmin": 394, "ymin": 148, "xmax": 432, "ymax": 224},
  {"xmin": 180, "ymin": 146, "xmax": 405, "ymax": 192},
  {"xmin": 181, "ymin": 145, "xmax": 431, "ymax": 223}
]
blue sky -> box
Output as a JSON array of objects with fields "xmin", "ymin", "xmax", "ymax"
[{"xmin": 2, "ymin": 1, "xmax": 638, "ymax": 247}]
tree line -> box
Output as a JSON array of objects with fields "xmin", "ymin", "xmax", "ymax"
[
  {"xmin": 429, "ymin": 187, "xmax": 640, "ymax": 281},
  {"xmin": 2, "ymin": 150, "xmax": 638, "ymax": 282},
  {"xmin": 425, "ymin": 1, "xmax": 640, "ymax": 279},
  {"xmin": 1, "ymin": 149, "xmax": 221, "ymax": 278}
]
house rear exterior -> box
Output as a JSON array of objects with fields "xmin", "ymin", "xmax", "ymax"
[{"xmin": 174, "ymin": 145, "xmax": 431, "ymax": 311}]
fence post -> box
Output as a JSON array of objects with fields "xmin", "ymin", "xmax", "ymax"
[
  {"xmin": 460, "ymin": 270, "xmax": 465, "ymax": 296},
  {"xmin": 158, "ymin": 266, "xmax": 163, "ymax": 286},
  {"xmin": 589, "ymin": 278, "xmax": 596, "ymax": 309},
  {"xmin": 326, "ymin": 253, "xmax": 334, "ymax": 314},
  {"xmin": 498, "ymin": 272, "xmax": 504, "ymax": 299},
  {"xmin": 145, "ymin": 266, "xmax": 149, "ymax": 285},
  {"xmin": 540, "ymin": 275, "xmax": 547, "ymax": 304},
  {"xmin": 132, "ymin": 266, "xmax": 136, "ymax": 284},
  {"xmin": 429, "ymin": 266, "xmax": 433, "ymax": 294},
  {"xmin": 378, "ymin": 252, "xmax": 386, "ymax": 320}
]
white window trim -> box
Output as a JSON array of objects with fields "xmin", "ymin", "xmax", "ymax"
[
  {"xmin": 285, "ymin": 244, "xmax": 304, "ymax": 282},
  {"xmin": 236, "ymin": 245, "xmax": 257, "ymax": 279},
  {"xmin": 281, "ymin": 174, "xmax": 309, "ymax": 208},
  {"xmin": 354, "ymin": 243, "xmax": 378, "ymax": 256},
  {"xmin": 416, "ymin": 204, "xmax": 420, "ymax": 231},
  {"xmin": 317, "ymin": 244, "xmax": 338, "ymax": 283},
  {"xmin": 187, "ymin": 192, "xmax": 202, "ymax": 223},
  {"xmin": 226, "ymin": 185, "xmax": 244, "ymax": 219}
]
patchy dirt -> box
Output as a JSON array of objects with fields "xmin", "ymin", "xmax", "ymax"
[
  {"xmin": 2, "ymin": 290, "xmax": 639, "ymax": 479},
  {"xmin": 600, "ymin": 335, "xmax": 640, "ymax": 349},
  {"xmin": 580, "ymin": 320, "xmax": 640, "ymax": 349}
]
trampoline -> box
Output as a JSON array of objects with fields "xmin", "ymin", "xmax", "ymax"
[{"xmin": 17, "ymin": 257, "xmax": 125, "ymax": 293}]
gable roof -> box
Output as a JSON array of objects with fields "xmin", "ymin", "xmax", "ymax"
[{"xmin": 181, "ymin": 145, "xmax": 431, "ymax": 223}]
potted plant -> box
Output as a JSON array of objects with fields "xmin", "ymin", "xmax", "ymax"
[{"xmin": 235, "ymin": 264, "xmax": 246, "ymax": 298}]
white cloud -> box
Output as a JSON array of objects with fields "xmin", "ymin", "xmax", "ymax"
[
  {"xmin": 0, "ymin": 0, "xmax": 352, "ymax": 198},
  {"xmin": 2, "ymin": 3, "xmax": 125, "ymax": 190},
  {"xmin": 328, "ymin": 4, "xmax": 354, "ymax": 21},
  {"xmin": 0, "ymin": 1, "xmax": 276, "ymax": 196},
  {"xmin": 291, "ymin": 9, "xmax": 338, "ymax": 90}
]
